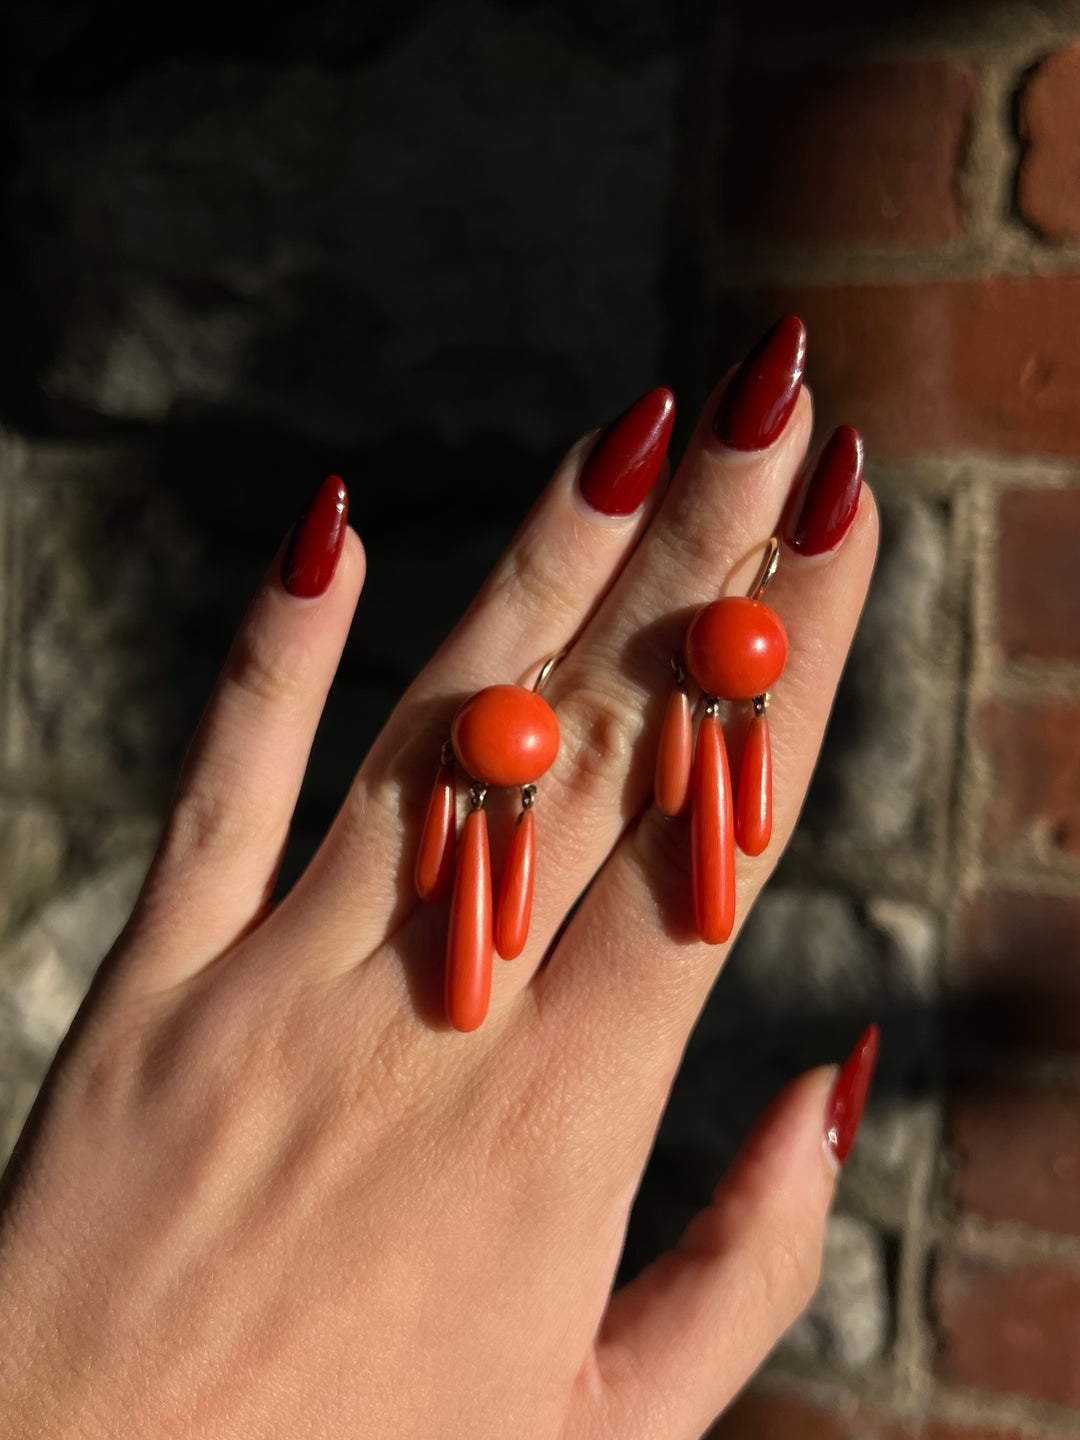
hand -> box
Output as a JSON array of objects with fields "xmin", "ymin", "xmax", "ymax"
[{"xmin": 0, "ymin": 319, "xmax": 879, "ymax": 1440}]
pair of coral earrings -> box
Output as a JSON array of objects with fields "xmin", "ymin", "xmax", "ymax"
[{"xmin": 415, "ymin": 542, "xmax": 787, "ymax": 1031}]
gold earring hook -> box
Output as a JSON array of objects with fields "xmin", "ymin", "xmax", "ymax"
[
  {"xmin": 532, "ymin": 650, "xmax": 567, "ymax": 695},
  {"xmin": 749, "ymin": 537, "xmax": 780, "ymax": 599}
]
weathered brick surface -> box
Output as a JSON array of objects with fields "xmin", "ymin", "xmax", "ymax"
[
  {"xmin": 1017, "ymin": 45, "xmax": 1080, "ymax": 242},
  {"xmin": 948, "ymin": 1084, "xmax": 1080, "ymax": 1234},
  {"xmin": 979, "ymin": 699, "xmax": 1080, "ymax": 860},
  {"xmin": 998, "ymin": 488, "xmax": 1080, "ymax": 661},
  {"xmin": 802, "ymin": 493, "xmax": 950, "ymax": 851},
  {"xmin": 711, "ymin": 1391, "xmax": 855, "ymax": 1439},
  {"xmin": 6, "ymin": 450, "xmax": 208, "ymax": 785},
  {"xmin": 751, "ymin": 277, "xmax": 1080, "ymax": 458},
  {"xmin": 718, "ymin": 61, "xmax": 974, "ymax": 246},
  {"xmin": 934, "ymin": 1254, "xmax": 1080, "ymax": 1409},
  {"xmin": 713, "ymin": 1390, "xmax": 1031, "ymax": 1438},
  {"xmin": 958, "ymin": 894, "xmax": 1080, "ymax": 1054}
]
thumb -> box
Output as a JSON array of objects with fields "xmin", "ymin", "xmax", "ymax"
[{"xmin": 578, "ymin": 1027, "xmax": 879, "ymax": 1440}]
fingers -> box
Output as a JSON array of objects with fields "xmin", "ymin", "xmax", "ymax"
[
  {"xmin": 125, "ymin": 477, "xmax": 365, "ymax": 988},
  {"xmin": 538, "ymin": 444, "xmax": 877, "ymax": 1059},
  {"xmin": 292, "ymin": 390, "xmax": 676, "ymax": 956},
  {"xmin": 483, "ymin": 349, "xmax": 816, "ymax": 1011},
  {"xmin": 579, "ymin": 1065, "xmax": 839, "ymax": 1440}
]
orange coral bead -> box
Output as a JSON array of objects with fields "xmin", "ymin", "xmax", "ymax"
[
  {"xmin": 735, "ymin": 712, "xmax": 772, "ymax": 857},
  {"xmin": 450, "ymin": 685, "xmax": 560, "ymax": 788},
  {"xmin": 685, "ymin": 597, "xmax": 787, "ymax": 701},
  {"xmin": 494, "ymin": 807, "xmax": 535, "ymax": 960},
  {"xmin": 691, "ymin": 711, "xmax": 735, "ymax": 945},
  {"xmin": 446, "ymin": 809, "xmax": 493, "ymax": 1033},
  {"xmin": 654, "ymin": 685, "xmax": 693, "ymax": 817},
  {"xmin": 414, "ymin": 761, "xmax": 456, "ymax": 902}
]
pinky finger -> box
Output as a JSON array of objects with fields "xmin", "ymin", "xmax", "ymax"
[
  {"xmin": 572, "ymin": 1029, "xmax": 879, "ymax": 1440},
  {"xmin": 123, "ymin": 476, "xmax": 365, "ymax": 990}
]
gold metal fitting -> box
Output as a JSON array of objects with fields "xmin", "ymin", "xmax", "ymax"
[
  {"xmin": 440, "ymin": 740, "xmax": 455, "ymax": 766},
  {"xmin": 469, "ymin": 780, "xmax": 488, "ymax": 810},
  {"xmin": 753, "ymin": 693, "xmax": 770, "ymax": 717},
  {"xmin": 521, "ymin": 783, "xmax": 537, "ymax": 810},
  {"xmin": 750, "ymin": 536, "xmax": 780, "ymax": 599},
  {"xmin": 532, "ymin": 650, "xmax": 567, "ymax": 695}
]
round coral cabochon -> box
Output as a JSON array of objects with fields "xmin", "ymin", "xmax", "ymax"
[
  {"xmin": 451, "ymin": 685, "xmax": 560, "ymax": 788},
  {"xmin": 684, "ymin": 597, "xmax": 787, "ymax": 701}
]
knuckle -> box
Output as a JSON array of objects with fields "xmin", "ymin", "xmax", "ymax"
[
  {"xmin": 759, "ymin": 1224, "xmax": 824, "ymax": 1324},
  {"xmin": 485, "ymin": 525, "xmax": 591, "ymax": 642},
  {"xmin": 226, "ymin": 620, "xmax": 308, "ymax": 709},
  {"xmin": 551, "ymin": 676, "xmax": 645, "ymax": 808},
  {"xmin": 161, "ymin": 771, "xmax": 243, "ymax": 862}
]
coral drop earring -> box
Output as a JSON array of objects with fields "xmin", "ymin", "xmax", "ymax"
[
  {"xmin": 416, "ymin": 657, "xmax": 562, "ymax": 1032},
  {"xmin": 655, "ymin": 539, "xmax": 787, "ymax": 944}
]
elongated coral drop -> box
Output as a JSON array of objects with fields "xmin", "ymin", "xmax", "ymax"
[
  {"xmin": 415, "ymin": 761, "xmax": 456, "ymax": 902},
  {"xmin": 691, "ymin": 711, "xmax": 735, "ymax": 945},
  {"xmin": 495, "ymin": 807, "xmax": 535, "ymax": 961},
  {"xmin": 654, "ymin": 686, "xmax": 693, "ymax": 817},
  {"xmin": 735, "ymin": 712, "xmax": 772, "ymax": 857},
  {"xmin": 446, "ymin": 809, "xmax": 493, "ymax": 1032}
]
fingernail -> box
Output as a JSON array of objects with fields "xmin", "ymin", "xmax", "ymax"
[
  {"xmin": 712, "ymin": 315, "xmax": 807, "ymax": 451},
  {"xmin": 785, "ymin": 426, "xmax": 864, "ymax": 557},
  {"xmin": 281, "ymin": 475, "xmax": 348, "ymax": 597},
  {"xmin": 580, "ymin": 387, "xmax": 675, "ymax": 516},
  {"xmin": 824, "ymin": 1024, "xmax": 880, "ymax": 1166}
]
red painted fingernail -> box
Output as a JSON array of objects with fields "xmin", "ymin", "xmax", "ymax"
[
  {"xmin": 785, "ymin": 426, "xmax": 864, "ymax": 557},
  {"xmin": 281, "ymin": 475, "xmax": 348, "ymax": 597},
  {"xmin": 580, "ymin": 387, "xmax": 675, "ymax": 516},
  {"xmin": 712, "ymin": 315, "xmax": 807, "ymax": 451},
  {"xmin": 824, "ymin": 1024, "xmax": 880, "ymax": 1166}
]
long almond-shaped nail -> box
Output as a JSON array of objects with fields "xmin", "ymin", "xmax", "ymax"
[
  {"xmin": 580, "ymin": 387, "xmax": 675, "ymax": 516},
  {"xmin": 281, "ymin": 475, "xmax": 348, "ymax": 597},
  {"xmin": 824, "ymin": 1024, "xmax": 880, "ymax": 1166},
  {"xmin": 786, "ymin": 426, "xmax": 864, "ymax": 557},
  {"xmin": 712, "ymin": 315, "xmax": 807, "ymax": 451}
]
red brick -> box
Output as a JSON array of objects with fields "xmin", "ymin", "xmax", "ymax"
[
  {"xmin": 744, "ymin": 276, "xmax": 1080, "ymax": 458},
  {"xmin": 712, "ymin": 1391, "xmax": 1029, "ymax": 1439},
  {"xmin": 998, "ymin": 488, "xmax": 1080, "ymax": 661},
  {"xmin": 980, "ymin": 699, "xmax": 1080, "ymax": 859},
  {"xmin": 712, "ymin": 1392, "xmax": 849, "ymax": 1439},
  {"xmin": 718, "ymin": 62, "xmax": 974, "ymax": 246},
  {"xmin": 959, "ymin": 894, "xmax": 1080, "ymax": 1053},
  {"xmin": 1018, "ymin": 46, "xmax": 1080, "ymax": 242},
  {"xmin": 949, "ymin": 1084, "xmax": 1080, "ymax": 1234},
  {"xmin": 920, "ymin": 1427, "xmax": 1033, "ymax": 1440},
  {"xmin": 934, "ymin": 1253, "xmax": 1080, "ymax": 1408}
]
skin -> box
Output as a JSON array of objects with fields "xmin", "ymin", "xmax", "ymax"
[{"xmin": 0, "ymin": 374, "xmax": 878, "ymax": 1439}]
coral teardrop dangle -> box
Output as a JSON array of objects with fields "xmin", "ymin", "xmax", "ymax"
[
  {"xmin": 495, "ymin": 805, "xmax": 535, "ymax": 961},
  {"xmin": 691, "ymin": 709, "xmax": 735, "ymax": 945},
  {"xmin": 415, "ymin": 758, "xmax": 456, "ymax": 903},
  {"xmin": 446, "ymin": 807, "xmax": 493, "ymax": 1033},
  {"xmin": 735, "ymin": 711, "xmax": 772, "ymax": 857},
  {"xmin": 654, "ymin": 685, "xmax": 693, "ymax": 818}
]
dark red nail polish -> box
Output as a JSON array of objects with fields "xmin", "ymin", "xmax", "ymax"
[
  {"xmin": 712, "ymin": 315, "xmax": 807, "ymax": 451},
  {"xmin": 824, "ymin": 1024, "xmax": 880, "ymax": 1166},
  {"xmin": 580, "ymin": 387, "xmax": 676, "ymax": 516},
  {"xmin": 786, "ymin": 426, "xmax": 864, "ymax": 557},
  {"xmin": 281, "ymin": 475, "xmax": 348, "ymax": 598}
]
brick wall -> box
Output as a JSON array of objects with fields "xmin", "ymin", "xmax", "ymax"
[{"xmin": 707, "ymin": 5, "xmax": 1080, "ymax": 1436}]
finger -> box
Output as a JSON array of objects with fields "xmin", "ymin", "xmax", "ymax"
[
  {"xmin": 126, "ymin": 476, "xmax": 365, "ymax": 986},
  {"xmin": 463, "ymin": 321, "xmax": 813, "ymax": 1016},
  {"xmin": 576, "ymin": 1047, "xmax": 871, "ymax": 1440},
  {"xmin": 290, "ymin": 389, "xmax": 676, "ymax": 955},
  {"xmin": 538, "ymin": 436, "xmax": 878, "ymax": 1060}
]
